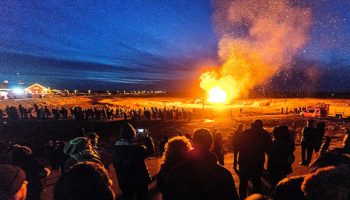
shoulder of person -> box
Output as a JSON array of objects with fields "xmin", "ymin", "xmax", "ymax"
[
  {"xmin": 215, "ymin": 163, "xmax": 233, "ymax": 176},
  {"xmin": 276, "ymin": 175, "xmax": 305, "ymax": 186}
]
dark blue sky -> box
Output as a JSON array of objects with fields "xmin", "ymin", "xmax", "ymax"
[{"xmin": 0, "ymin": 0, "xmax": 350, "ymax": 91}]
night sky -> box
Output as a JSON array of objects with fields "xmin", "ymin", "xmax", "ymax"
[{"xmin": 0, "ymin": 0, "xmax": 349, "ymax": 92}]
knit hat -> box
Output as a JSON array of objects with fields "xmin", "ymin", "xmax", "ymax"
[
  {"xmin": 64, "ymin": 137, "xmax": 88, "ymax": 155},
  {"xmin": 0, "ymin": 165, "xmax": 26, "ymax": 199}
]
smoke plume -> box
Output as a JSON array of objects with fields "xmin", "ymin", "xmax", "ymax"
[{"xmin": 200, "ymin": 0, "xmax": 312, "ymax": 100}]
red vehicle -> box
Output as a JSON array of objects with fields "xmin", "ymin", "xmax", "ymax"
[{"xmin": 300, "ymin": 104, "xmax": 329, "ymax": 118}]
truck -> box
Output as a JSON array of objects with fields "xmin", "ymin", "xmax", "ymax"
[{"xmin": 328, "ymin": 104, "xmax": 350, "ymax": 119}]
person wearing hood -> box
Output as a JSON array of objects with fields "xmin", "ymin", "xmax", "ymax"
[
  {"xmin": 165, "ymin": 128, "xmax": 239, "ymax": 200},
  {"xmin": 113, "ymin": 123, "xmax": 155, "ymax": 200},
  {"xmin": 63, "ymin": 137, "xmax": 102, "ymax": 171}
]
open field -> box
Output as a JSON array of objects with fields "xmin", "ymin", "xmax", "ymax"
[
  {"xmin": 2, "ymin": 95, "xmax": 350, "ymax": 109},
  {"xmin": 1, "ymin": 95, "xmax": 349, "ymax": 138}
]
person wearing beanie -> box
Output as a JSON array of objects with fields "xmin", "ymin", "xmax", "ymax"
[
  {"xmin": 165, "ymin": 128, "xmax": 239, "ymax": 200},
  {"xmin": 63, "ymin": 137, "xmax": 102, "ymax": 171},
  {"xmin": 113, "ymin": 123, "xmax": 154, "ymax": 200},
  {"xmin": 0, "ymin": 164, "xmax": 28, "ymax": 200}
]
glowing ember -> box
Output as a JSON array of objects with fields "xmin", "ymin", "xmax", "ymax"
[{"xmin": 207, "ymin": 86, "xmax": 227, "ymax": 104}]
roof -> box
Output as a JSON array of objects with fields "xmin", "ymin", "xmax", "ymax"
[{"xmin": 25, "ymin": 83, "xmax": 48, "ymax": 91}]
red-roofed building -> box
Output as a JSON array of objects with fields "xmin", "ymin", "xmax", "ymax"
[{"xmin": 25, "ymin": 83, "xmax": 49, "ymax": 97}]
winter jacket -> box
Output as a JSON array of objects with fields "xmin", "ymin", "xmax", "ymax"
[
  {"xmin": 114, "ymin": 139, "xmax": 154, "ymax": 192},
  {"xmin": 268, "ymin": 139, "xmax": 295, "ymax": 180},
  {"xmin": 236, "ymin": 128, "xmax": 272, "ymax": 169},
  {"xmin": 301, "ymin": 126, "xmax": 316, "ymax": 147},
  {"xmin": 165, "ymin": 149, "xmax": 239, "ymax": 200}
]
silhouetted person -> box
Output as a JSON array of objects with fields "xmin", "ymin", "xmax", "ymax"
[
  {"xmin": 63, "ymin": 137, "xmax": 101, "ymax": 171},
  {"xmin": 300, "ymin": 120, "xmax": 316, "ymax": 165},
  {"xmin": 0, "ymin": 164, "xmax": 28, "ymax": 200},
  {"xmin": 157, "ymin": 136, "xmax": 192, "ymax": 199},
  {"xmin": 158, "ymin": 135, "xmax": 169, "ymax": 156},
  {"xmin": 0, "ymin": 142, "xmax": 9, "ymax": 164},
  {"xmin": 165, "ymin": 128, "xmax": 239, "ymax": 200},
  {"xmin": 55, "ymin": 141, "xmax": 68, "ymax": 172},
  {"xmin": 321, "ymin": 129, "xmax": 350, "ymax": 155},
  {"xmin": 46, "ymin": 140, "xmax": 58, "ymax": 170},
  {"xmin": 235, "ymin": 120, "xmax": 272, "ymax": 200},
  {"xmin": 302, "ymin": 165, "xmax": 350, "ymax": 200},
  {"xmin": 268, "ymin": 126, "xmax": 295, "ymax": 186},
  {"xmin": 233, "ymin": 124, "xmax": 243, "ymax": 171},
  {"xmin": 212, "ymin": 131, "xmax": 225, "ymax": 165},
  {"xmin": 272, "ymin": 151, "xmax": 350, "ymax": 200},
  {"xmin": 8, "ymin": 145, "xmax": 49, "ymax": 200},
  {"xmin": 54, "ymin": 162, "xmax": 115, "ymax": 200},
  {"xmin": 314, "ymin": 121, "xmax": 326, "ymax": 152},
  {"xmin": 123, "ymin": 112, "xmax": 128, "ymax": 121},
  {"xmin": 114, "ymin": 123, "xmax": 154, "ymax": 200},
  {"xmin": 85, "ymin": 132, "xmax": 112, "ymax": 169},
  {"xmin": 319, "ymin": 136, "xmax": 331, "ymax": 155}
]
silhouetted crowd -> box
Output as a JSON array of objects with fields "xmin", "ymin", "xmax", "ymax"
[
  {"xmin": 1, "ymin": 119, "xmax": 350, "ymax": 200},
  {"xmin": 0, "ymin": 104, "xmax": 197, "ymax": 122}
]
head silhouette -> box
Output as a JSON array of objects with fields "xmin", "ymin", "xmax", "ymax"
[
  {"xmin": 192, "ymin": 128, "xmax": 213, "ymax": 151},
  {"xmin": 54, "ymin": 162, "xmax": 115, "ymax": 200},
  {"xmin": 307, "ymin": 119, "xmax": 315, "ymax": 127},
  {"xmin": 252, "ymin": 119, "xmax": 263, "ymax": 130}
]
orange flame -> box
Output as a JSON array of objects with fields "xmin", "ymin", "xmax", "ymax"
[{"xmin": 207, "ymin": 86, "xmax": 228, "ymax": 104}]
